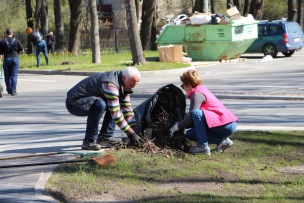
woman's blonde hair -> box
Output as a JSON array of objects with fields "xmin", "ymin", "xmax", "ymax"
[{"xmin": 180, "ymin": 69, "xmax": 201, "ymax": 87}]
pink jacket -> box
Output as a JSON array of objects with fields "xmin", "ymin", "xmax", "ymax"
[{"xmin": 188, "ymin": 85, "xmax": 238, "ymax": 128}]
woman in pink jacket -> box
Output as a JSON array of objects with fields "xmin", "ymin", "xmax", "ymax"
[{"xmin": 170, "ymin": 70, "xmax": 238, "ymax": 155}]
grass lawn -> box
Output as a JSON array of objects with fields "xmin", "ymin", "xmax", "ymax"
[
  {"xmin": 46, "ymin": 130, "xmax": 304, "ymax": 203},
  {"xmin": 19, "ymin": 50, "xmax": 191, "ymax": 72}
]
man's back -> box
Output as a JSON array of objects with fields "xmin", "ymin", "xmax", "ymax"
[{"xmin": 0, "ymin": 37, "xmax": 23, "ymax": 58}]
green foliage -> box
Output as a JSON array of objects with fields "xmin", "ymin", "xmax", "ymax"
[
  {"xmin": 263, "ymin": 0, "xmax": 288, "ymax": 21},
  {"xmin": 0, "ymin": 0, "xmax": 291, "ymax": 41},
  {"xmin": 208, "ymin": 0, "xmax": 288, "ymax": 21},
  {"xmin": 0, "ymin": 0, "xmax": 26, "ymax": 33},
  {"xmin": 19, "ymin": 51, "xmax": 191, "ymax": 72}
]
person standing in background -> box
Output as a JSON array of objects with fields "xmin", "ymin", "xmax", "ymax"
[
  {"xmin": 25, "ymin": 27, "xmax": 48, "ymax": 67},
  {"xmin": 45, "ymin": 31, "xmax": 54, "ymax": 53},
  {"xmin": 0, "ymin": 28, "xmax": 24, "ymax": 96}
]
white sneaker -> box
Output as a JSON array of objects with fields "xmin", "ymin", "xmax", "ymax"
[
  {"xmin": 189, "ymin": 146, "xmax": 211, "ymax": 155},
  {"xmin": 215, "ymin": 138, "xmax": 233, "ymax": 153}
]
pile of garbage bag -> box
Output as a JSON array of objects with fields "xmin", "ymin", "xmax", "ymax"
[
  {"xmin": 157, "ymin": 6, "xmax": 256, "ymax": 37},
  {"xmin": 134, "ymin": 84, "xmax": 186, "ymax": 140}
]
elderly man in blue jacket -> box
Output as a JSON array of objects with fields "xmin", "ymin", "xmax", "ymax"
[{"xmin": 66, "ymin": 66, "xmax": 144, "ymax": 150}]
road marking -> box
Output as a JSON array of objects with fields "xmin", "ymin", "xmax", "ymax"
[
  {"xmin": 0, "ymin": 134, "xmax": 82, "ymax": 151},
  {"xmin": 271, "ymin": 72, "xmax": 304, "ymax": 76},
  {"xmin": 18, "ymin": 79, "xmax": 57, "ymax": 82},
  {"xmin": 238, "ymin": 125, "xmax": 304, "ymax": 131}
]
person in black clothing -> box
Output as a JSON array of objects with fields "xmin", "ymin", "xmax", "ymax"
[
  {"xmin": 45, "ymin": 31, "xmax": 54, "ymax": 53},
  {"xmin": 0, "ymin": 28, "xmax": 24, "ymax": 96},
  {"xmin": 25, "ymin": 27, "xmax": 49, "ymax": 67}
]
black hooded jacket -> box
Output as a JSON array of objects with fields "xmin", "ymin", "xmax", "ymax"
[{"xmin": 0, "ymin": 37, "xmax": 23, "ymax": 58}]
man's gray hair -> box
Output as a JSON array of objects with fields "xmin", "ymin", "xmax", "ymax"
[{"xmin": 122, "ymin": 66, "xmax": 141, "ymax": 80}]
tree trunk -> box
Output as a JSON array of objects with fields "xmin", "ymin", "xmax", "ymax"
[
  {"xmin": 243, "ymin": 0, "xmax": 250, "ymax": 16},
  {"xmin": 249, "ymin": 0, "xmax": 265, "ymax": 20},
  {"xmin": 68, "ymin": 0, "xmax": 82, "ymax": 56},
  {"xmin": 288, "ymin": 0, "xmax": 297, "ymax": 21},
  {"xmin": 35, "ymin": 0, "xmax": 42, "ymax": 30},
  {"xmin": 25, "ymin": 0, "xmax": 34, "ymax": 26},
  {"xmin": 54, "ymin": 0, "xmax": 65, "ymax": 51},
  {"xmin": 227, "ymin": 0, "xmax": 242, "ymax": 16},
  {"xmin": 150, "ymin": 11, "xmax": 157, "ymax": 51},
  {"xmin": 25, "ymin": 0, "xmax": 34, "ymax": 54},
  {"xmin": 193, "ymin": 0, "xmax": 204, "ymax": 13},
  {"xmin": 233, "ymin": 0, "xmax": 242, "ymax": 14},
  {"xmin": 89, "ymin": 0, "xmax": 101, "ymax": 63},
  {"xmin": 135, "ymin": 0, "xmax": 141, "ymax": 28},
  {"xmin": 297, "ymin": 0, "xmax": 303, "ymax": 27},
  {"xmin": 140, "ymin": 0, "xmax": 156, "ymax": 50},
  {"xmin": 40, "ymin": 0, "xmax": 48, "ymax": 36},
  {"xmin": 227, "ymin": 0, "xmax": 234, "ymax": 9},
  {"xmin": 211, "ymin": 0, "xmax": 216, "ymax": 14},
  {"xmin": 124, "ymin": 0, "xmax": 146, "ymax": 65}
]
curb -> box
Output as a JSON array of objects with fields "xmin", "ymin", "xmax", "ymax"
[
  {"xmin": 131, "ymin": 93, "xmax": 304, "ymax": 101},
  {"xmin": 215, "ymin": 94, "xmax": 304, "ymax": 101},
  {"xmin": 35, "ymin": 165, "xmax": 59, "ymax": 202},
  {"xmin": 19, "ymin": 61, "xmax": 219, "ymax": 76}
]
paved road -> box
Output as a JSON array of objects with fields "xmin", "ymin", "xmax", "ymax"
[{"xmin": 0, "ymin": 50, "xmax": 304, "ymax": 202}]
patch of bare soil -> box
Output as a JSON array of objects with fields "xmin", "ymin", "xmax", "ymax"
[
  {"xmin": 49, "ymin": 181, "xmax": 229, "ymax": 203},
  {"xmin": 60, "ymin": 61, "xmax": 82, "ymax": 66},
  {"xmin": 276, "ymin": 165, "xmax": 304, "ymax": 174},
  {"xmin": 157, "ymin": 181, "xmax": 223, "ymax": 192}
]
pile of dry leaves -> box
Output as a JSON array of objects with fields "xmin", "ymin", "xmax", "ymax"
[{"xmin": 117, "ymin": 108, "xmax": 191, "ymax": 157}]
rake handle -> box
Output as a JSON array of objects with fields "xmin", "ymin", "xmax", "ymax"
[
  {"xmin": 0, "ymin": 152, "xmax": 60, "ymax": 160},
  {"xmin": 0, "ymin": 159, "xmax": 90, "ymax": 169}
]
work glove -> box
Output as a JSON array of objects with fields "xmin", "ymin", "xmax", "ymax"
[
  {"xmin": 170, "ymin": 122, "xmax": 179, "ymax": 137},
  {"xmin": 129, "ymin": 133, "xmax": 144, "ymax": 147}
]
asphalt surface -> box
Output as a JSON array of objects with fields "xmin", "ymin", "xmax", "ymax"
[{"xmin": 0, "ymin": 50, "xmax": 304, "ymax": 202}]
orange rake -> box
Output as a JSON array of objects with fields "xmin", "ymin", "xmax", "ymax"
[{"xmin": 0, "ymin": 154, "xmax": 117, "ymax": 169}]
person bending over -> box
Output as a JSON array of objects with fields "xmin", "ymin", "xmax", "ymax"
[
  {"xmin": 66, "ymin": 66, "xmax": 144, "ymax": 150},
  {"xmin": 25, "ymin": 27, "xmax": 48, "ymax": 67}
]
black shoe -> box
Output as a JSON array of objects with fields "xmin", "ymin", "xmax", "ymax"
[
  {"xmin": 98, "ymin": 136, "xmax": 122, "ymax": 145},
  {"xmin": 81, "ymin": 139, "xmax": 101, "ymax": 150},
  {"xmin": 11, "ymin": 91, "xmax": 17, "ymax": 96}
]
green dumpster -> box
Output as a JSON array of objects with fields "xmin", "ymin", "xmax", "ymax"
[{"xmin": 156, "ymin": 20, "xmax": 258, "ymax": 61}]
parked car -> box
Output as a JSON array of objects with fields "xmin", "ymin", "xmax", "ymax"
[{"xmin": 245, "ymin": 20, "xmax": 304, "ymax": 57}]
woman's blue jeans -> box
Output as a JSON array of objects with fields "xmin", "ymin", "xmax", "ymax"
[
  {"xmin": 185, "ymin": 109, "xmax": 237, "ymax": 147},
  {"xmin": 65, "ymin": 99, "xmax": 115, "ymax": 140},
  {"xmin": 36, "ymin": 40, "xmax": 49, "ymax": 67}
]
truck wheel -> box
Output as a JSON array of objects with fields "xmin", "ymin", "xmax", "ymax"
[
  {"xmin": 263, "ymin": 44, "xmax": 278, "ymax": 58},
  {"xmin": 282, "ymin": 50, "xmax": 295, "ymax": 57}
]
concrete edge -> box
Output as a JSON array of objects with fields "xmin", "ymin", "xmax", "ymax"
[
  {"xmin": 215, "ymin": 94, "xmax": 304, "ymax": 101},
  {"xmin": 237, "ymin": 125, "xmax": 304, "ymax": 131},
  {"xmin": 19, "ymin": 68, "xmax": 195, "ymax": 76},
  {"xmin": 35, "ymin": 165, "xmax": 59, "ymax": 202},
  {"xmin": 35, "ymin": 149, "xmax": 108, "ymax": 202},
  {"xmin": 19, "ymin": 61, "xmax": 219, "ymax": 77},
  {"xmin": 131, "ymin": 93, "xmax": 304, "ymax": 101}
]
